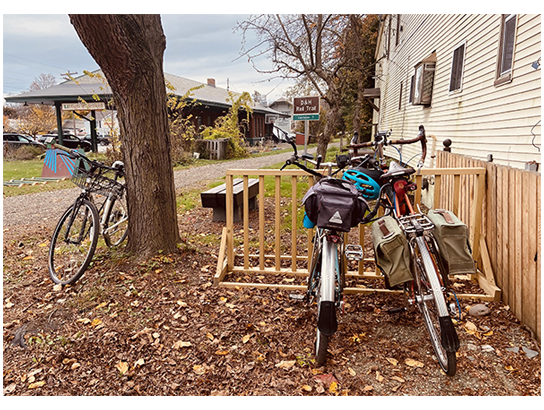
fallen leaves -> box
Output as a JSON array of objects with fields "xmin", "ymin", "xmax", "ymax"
[
  {"xmin": 172, "ymin": 341, "xmax": 192, "ymax": 349},
  {"xmin": 275, "ymin": 360, "xmax": 296, "ymax": 369},
  {"xmin": 115, "ymin": 361, "xmax": 129, "ymax": 375},
  {"xmin": 405, "ymin": 358, "xmax": 424, "ymax": 368}
]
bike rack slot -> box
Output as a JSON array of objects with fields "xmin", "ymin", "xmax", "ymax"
[{"xmin": 214, "ymin": 167, "xmax": 501, "ymax": 302}]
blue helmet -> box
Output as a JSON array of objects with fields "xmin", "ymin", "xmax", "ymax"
[{"xmin": 342, "ymin": 169, "xmax": 382, "ymax": 200}]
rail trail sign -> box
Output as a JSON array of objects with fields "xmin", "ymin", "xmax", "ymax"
[{"xmin": 293, "ymin": 96, "xmax": 320, "ymax": 121}]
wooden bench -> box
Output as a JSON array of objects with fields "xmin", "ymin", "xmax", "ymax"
[{"xmin": 200, "ymin": 178, "xmax": 259, "ymax": 222}]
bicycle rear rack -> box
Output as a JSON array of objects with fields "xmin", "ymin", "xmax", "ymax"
[{"xmin": 397, "ymin": 213, "xmax": 434, "ymax": 236}]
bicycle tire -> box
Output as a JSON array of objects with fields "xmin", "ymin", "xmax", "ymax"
[
  {"xmin": 48, "ymin": 199, "xmax": 99, "ymax": 285},
  {"xmin": 103, "ymin": 194, "xmax": 128, "ymax": 247},
  {"xmin": 314, "ymin": 238, "xmax": 338, "ymax": 366},
  {"xmin": 413, "ymin": 237, "xmax": 458, "ymax": 376}
]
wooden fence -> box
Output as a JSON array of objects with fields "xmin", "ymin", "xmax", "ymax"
[
  {"xmin": 215, "ymin": 166, "xmax": 500, "ymax": 304},
  {"xmin": 436, "ymin": 151, "xmax": 541, "ymax": 342}
]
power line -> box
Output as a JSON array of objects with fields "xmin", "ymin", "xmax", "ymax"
[{"xmin": 4, "ymin": 52, "xmax": 68, "ymax": 71}]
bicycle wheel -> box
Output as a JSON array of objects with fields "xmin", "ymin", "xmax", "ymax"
[
  {"xmin": 103, "ymin": 194, "xmax": 128, "ymax": 247},
  {"xmin": 413, "ymin": 236, "xmax": 458, "ymax": 376},
  {"xmin": 48, "ymin": 199, "xmax": 99, "ymax": 285},
  {"xmin": 315, "ymin": 238, "xmax": 338, "ymax": 366}
]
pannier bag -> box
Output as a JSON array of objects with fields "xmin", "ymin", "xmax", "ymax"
[
  {"xmin": 302, "ymin": 177, "xmax": 368, "ymax": 232},
  {"xmin": 371, "ymin": 215, "xmax": 413, "ymax": 288},
  {"xmin": 427, "ymin": 209, "xmax": 476, "ymax": 276}
]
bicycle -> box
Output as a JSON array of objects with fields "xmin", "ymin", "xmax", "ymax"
[
  {"xmin": 46, "ymin": 139, "xmax": 128, "ymax": 285},
  {"xmin": 344, "ymin": 126, "xmax": 461, "ymax": 376},
  {"xmin": 281, "ymin": 139, "xmax": 368, "ymax": 366}
]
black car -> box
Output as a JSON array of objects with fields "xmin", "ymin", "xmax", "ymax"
[
  {"xmin": 39, "ymin": 134, "xmax": 92, "ymax": 152},
  {"xmin": 84, "ymin": 133, "xmax": 112, "ymax": 146},
  {"xmin": 3, "ymin": 133, "xmax": 45, "ymax": 150}
]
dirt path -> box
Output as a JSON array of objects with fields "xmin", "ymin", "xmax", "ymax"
[{"xmin": 2, "ymin": 148, "xmax": 299, "ymax": 229}]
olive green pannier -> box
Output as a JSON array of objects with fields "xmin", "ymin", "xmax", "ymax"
[
  {"xmin": 427, "ymin": 209, "xmax": 476, "ymax": 276},
  {"xmin": 371, "ymin": 215, "xmax": 413, "ymax": 288}
]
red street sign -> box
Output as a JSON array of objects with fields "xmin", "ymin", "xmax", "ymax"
[{"xmin": 293, "ymin": 96, "xmax": 320, "ymax": 116}]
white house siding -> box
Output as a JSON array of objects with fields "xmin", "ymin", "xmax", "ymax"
[{"xmin": 373, "ymin": 14, "xmax": 541, "ymax": 169}]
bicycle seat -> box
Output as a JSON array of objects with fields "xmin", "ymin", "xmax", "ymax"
[{"xmin": 380, "ymin": 162, "xmax": 415, "ymax": 180}]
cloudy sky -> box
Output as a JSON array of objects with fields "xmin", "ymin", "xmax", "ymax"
[{"xmin": 2, "ymin": 12, "xmax": 293, "ymax": 104}]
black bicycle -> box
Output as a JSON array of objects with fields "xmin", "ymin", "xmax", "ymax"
[{"xmin": 47, "ymin": 140, "xmax": 128, "ymax": 285}]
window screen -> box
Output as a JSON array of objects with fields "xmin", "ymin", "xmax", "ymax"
[
  {"xmin": 449, "ymin": 43, "xmax": 466, "ymax": 92},
  {"xmin": 500, "ymin": 15, "xmax": 516, "ymax": 75}
]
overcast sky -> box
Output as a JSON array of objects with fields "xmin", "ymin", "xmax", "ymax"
[{"xmin": 2, "ymin": 13, "xmax": 292, "ymax": 104}]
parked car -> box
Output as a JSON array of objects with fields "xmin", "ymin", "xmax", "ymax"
[
  {"xmin": 83, "ymin": 133, "xmax": 112, "ymax": 146},
  {"xmin": 3, "ymin": 133, "xmax": 45, "ymax": 150},
  {"xmin": 38, "ymin": 134, "xmax": 92, "ymax": 152}
]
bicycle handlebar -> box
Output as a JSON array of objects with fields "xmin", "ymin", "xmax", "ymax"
[{"xmin": 350, "ymin": 125, "xmax": 427, "ymax": 168}]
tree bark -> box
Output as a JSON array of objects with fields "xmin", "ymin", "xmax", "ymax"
[{"xmin": 70, "ymin": 14, "xmax": 180, "ymax": 257}]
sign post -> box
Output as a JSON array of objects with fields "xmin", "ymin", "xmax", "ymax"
[{"xmin": 293, "ymin": 96, "xmax": 320, "ymax": 154}]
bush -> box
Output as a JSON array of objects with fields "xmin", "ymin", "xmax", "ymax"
[{"xmin": 3, "ymin": 144, "xmax": 45, "ymax": 160}]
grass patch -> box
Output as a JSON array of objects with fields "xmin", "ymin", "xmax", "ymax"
[{"xmin": 3, "ymin": 152, "xmax": 109, "ymax": 197}]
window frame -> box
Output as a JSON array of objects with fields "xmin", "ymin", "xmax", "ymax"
[
  {"xmin": 449, "ymin": 41, "xmax": 466, "ymax": 93},
  {"xmin": 494, "ymin": 14, "xmax": 517, "ymax": 87}
]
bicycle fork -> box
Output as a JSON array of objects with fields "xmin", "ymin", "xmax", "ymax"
[{"xmin": 317, "ymin": 238, "xmax": 338, "ymax": 336}]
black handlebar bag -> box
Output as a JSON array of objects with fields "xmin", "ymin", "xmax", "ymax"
[{"xmin": 302, "ymin": 177, "xmax": 368, "ymax": 232}]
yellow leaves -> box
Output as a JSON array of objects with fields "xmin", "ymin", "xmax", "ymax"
[
  {"xmin": 349, "ymin": 332, "xmax": 366, "ymax": 344},
  {"xmin": 386, "ymin": 357, "xmax": 398, "ymax": 366},
  {"xmin": 405, "ymin": 358, "xmax": 424, "ymax": 368},
  {"xmin": 95, "ymin": 302, "xmax": 108, "ymax": 310},
  {"xmin": 275, "ymin": 360, "xmax": 296, "ymax": 369},
  {"xmin": 22, "ymin": 255, "xmax": 34, "ymax": 260},
  {"xmin": 242, "ymin": 334, "xmax": 252, "ymax": 344},
  {"xmin": 329, "ymin": 381, "xmax": 339, "ymax": 394},
  {"xmin": 28, "ymin": 381, "xmax": 46, "ymax": 389},
  {"xmin": 301, "ymin": 384, "xmax": 312, "ymax": 392},
  {"xmin": 206, "ymin": 333, "xmax": 214, "ymax": 341},
  {"xmin": 172, "ymin": 341, "xmax": 192, "ymax": 349},
  {"xmin": 90, "ymin": 319, "xmax": 102, "ymax": 328},
  {"xmin": 115, "ymin": 361, "xmax": 129, "ymax": 375},
  {"xmin": 193, "ymin": 365, "xmax": 206, "ymax": 375},
  {"xmin": 38, "ymin": 242, "xmax": 48, "ymax": 247},
  {"xmin": 505, "ymin": 365, "xmax": 515, "ymax": 371},
  {"xmin": 215, "ymin": 350, "xmax": 229, "ymax": 356}
]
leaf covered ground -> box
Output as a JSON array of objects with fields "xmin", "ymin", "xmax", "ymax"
[{"xmin": 2, "ymin": 203, "xmax": 541, "ymax": 397}]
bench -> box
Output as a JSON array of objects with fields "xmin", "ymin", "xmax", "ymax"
[{"xmin": 200, "ymin": 178, "xmax": 259, "ymax": 222}]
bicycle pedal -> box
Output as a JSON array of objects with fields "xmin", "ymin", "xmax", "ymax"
[
  {"xmin": 289, "ymin": 294, "xmax": 305, "ymax": 302},
  {"xmin": 345, "ymin": 244, "xmax": 363, "ymax": 261}
]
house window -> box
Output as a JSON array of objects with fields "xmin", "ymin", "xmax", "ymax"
[
  {"xmin": 395, "ymin": 15, "xmax": 401, "ymax": 47},
  {"xmin": 399, "ymin": 81, "xmax": 403, "ymax": 110},
  {"xmin": 411, "ymin": 61, "xmax": 435, "ymax": 106},
  {"xmin": 449, "ymin": 42, "xmax": 466, "ymax": 92},
  {"xmin": 495, "ymin": 14, "xmax": 517, "ymax": 86}
]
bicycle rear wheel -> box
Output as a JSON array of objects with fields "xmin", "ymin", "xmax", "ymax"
[
  {"xmin": 413, "ymin": 236, "xmax": 458, "ymax": 376},
  {"xmin": 103, "ymin": 194, "xmax": 128, "ymax": 247},
  {"xmin": 48, "ymin": 199, "xmax": 99, "ymax": 285},
  {"xmin": 314, "ymin": 238, "xmax": 338, "ymax": 366}
]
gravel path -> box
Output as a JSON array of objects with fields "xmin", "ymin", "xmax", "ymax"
[{"xmin": 3, "ymin": 147, "xmax": 313, "ymax": 228}]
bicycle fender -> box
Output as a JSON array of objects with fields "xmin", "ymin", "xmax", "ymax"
[
  {"xmin": 318, "ymin": 301, "xmax": 338, "ymax": 336},
  {"xmin": 439, "ymin": 316, "xmax": 460, "ymax": 352}
]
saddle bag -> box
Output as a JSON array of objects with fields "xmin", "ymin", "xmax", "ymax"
[
  {"xmin": 302, "ymin": 177, "xmax": 368, "ymax": 232},
  {"xmin": 427, "ymin": 209, "xmax": 476, "ymax": 276},
  {"xmin": 371, "ymin": 215, "xmax": 413, "ymax": 288}
]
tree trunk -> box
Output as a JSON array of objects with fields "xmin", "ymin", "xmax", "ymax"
[{"xmin": 70, "ymin": 14, "xmax": 180, "ymax": 257}]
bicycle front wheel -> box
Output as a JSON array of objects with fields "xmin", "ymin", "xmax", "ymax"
[
  {"xmin": 48, "ymin": 199, "xmax": 99, "ymax": 285},
  {"xmin": 103, "ymin": 194, "xmax": 128, "ymax": 247},
  {"xmin": 413, "ymin": 236, "xmax": 458, "ymax": 376}
]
